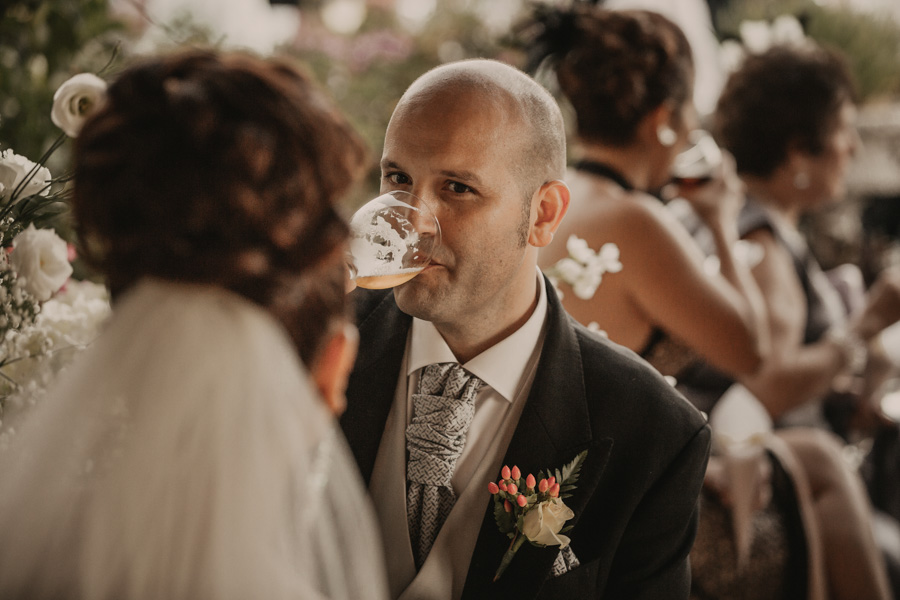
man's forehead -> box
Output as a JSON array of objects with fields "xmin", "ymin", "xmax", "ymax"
[{"xmin": 384, "ymin": 97, "xmax": 522, "ymax": 166}]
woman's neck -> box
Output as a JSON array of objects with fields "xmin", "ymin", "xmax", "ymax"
[
  {"xmin": 577, "ymin": 143, "xmax": 655, "ymax": 192},
  {"xmin": 741, "ymin": 175, "xmax": 802, "ymax": 226}
]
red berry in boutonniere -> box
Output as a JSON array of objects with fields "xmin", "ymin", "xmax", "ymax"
[{"xmin": 488, "ymin": 481, "xmax": 500, "ymax": 495}]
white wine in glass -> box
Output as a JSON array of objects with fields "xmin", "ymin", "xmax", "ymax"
[{"xmin": 348, "ymin": 191, "xmax": 441, "ymax": 290}]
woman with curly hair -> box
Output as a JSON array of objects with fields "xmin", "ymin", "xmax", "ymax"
[{"xmin": 0, "ymin": 49, "xmax": 388, "ymax": 600}]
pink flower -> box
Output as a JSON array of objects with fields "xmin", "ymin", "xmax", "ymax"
[
  {"xmin": 501, "ymin": 465, "xmax": 511, "ymax": 480},
  {"xmin": 511, "ymin": 466, "xmax": 521, "ymax": 480},
  {"xmin": 526, "ymin": 474, "xmax": 536, "ymax": 489},
  {"xmin": 516, "ymin": 494, "xmax": 527, "ymax": 507},
  {"xmin": 507, "ymin": 483, "xmax": 518, "ymax": 495},
  {"xmin": 504, "ymin": 500, "xmax": 513, "ymax": 513},
  {"xmin": 488, "ymin": 482, "xmax": 500, "ymax": 495},
  {"xmin": 539, "ymin": 479, "xmax": 549, "ymax": 493}
]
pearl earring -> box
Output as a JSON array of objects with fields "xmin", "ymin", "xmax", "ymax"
[
  {"xmin": 657, "ymin": 125, "xmax": 677, "ymax": 147},
  {"xmin": 793, "ymin": 171, "xmax": 810, "ymax": 189}
]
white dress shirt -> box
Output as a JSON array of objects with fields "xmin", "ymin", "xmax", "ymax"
[
  {"xmin": 406, "ymin": 268, "xmax": 549, "ymax": 494},
  {"xmin": 368, "ymin": 268, "xmax": 549, "ymax": 600}
]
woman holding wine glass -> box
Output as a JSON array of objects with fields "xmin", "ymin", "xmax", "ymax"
[{"xmin": 524, "ymin": 5, "xmax": 890, "ymax": 598}]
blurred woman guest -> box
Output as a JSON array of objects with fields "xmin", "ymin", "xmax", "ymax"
[
  {"xmin": 524, "ymin": 6, "xmax": 891, "ymax": 599},
  {"xmin": 711, "ymin": 43, "xmax": 900, "ymax": 598},
  {"xmin": 714, "ymin": 43, "xmax": 900, "ymax": 431},
  {"xmin": 0, "ymin": 50, "xmax": 388, "ymax": 600}
]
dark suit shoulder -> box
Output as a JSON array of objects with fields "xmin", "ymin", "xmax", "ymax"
[{"xmin": 349, "ymin": 287, "xmax": 394, "ymax": 326}]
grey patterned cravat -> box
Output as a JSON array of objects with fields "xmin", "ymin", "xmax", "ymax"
[{"xmin": 406, "ymin": 362, "xmax": 482, "ymax": 569}]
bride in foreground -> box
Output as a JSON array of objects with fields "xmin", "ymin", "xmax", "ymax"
[{"xmin": 0, "ymin": 49, "xmax": 388, "ymax": 600}]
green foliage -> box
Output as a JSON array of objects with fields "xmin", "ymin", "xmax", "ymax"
[{"xmin": 804, "ymin": 5, "xmax": 900, "ymax": 100}]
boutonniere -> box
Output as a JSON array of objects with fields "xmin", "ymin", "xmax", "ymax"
[{"xmin": 488, "ymin": 450, "xmax": 588, "ymax": 581}]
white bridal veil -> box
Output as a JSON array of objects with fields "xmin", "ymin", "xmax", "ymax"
[{"xmin": 0, "ymin": 279, "xmax": 388, "ymax": 600}]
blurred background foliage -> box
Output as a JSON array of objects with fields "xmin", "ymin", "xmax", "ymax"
[
  {"xmin": 714, "ymin": 0, "xmax": 900, "ymax": 101},
  {"xmin": 1, "ymin": 0, "xmax": 899, "ymax": 209}
]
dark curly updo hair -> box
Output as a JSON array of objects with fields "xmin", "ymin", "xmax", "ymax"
[
  {"xmin": 519, "ymin": 5, "xmax": 694, "ymax": 146},
  {"xmin": 714, "ymin": 44, "xmax": 856, "ymax": 177},
  {"xmin": 73, "ymin": 50, "xmax": 368, "ymax": 365}
]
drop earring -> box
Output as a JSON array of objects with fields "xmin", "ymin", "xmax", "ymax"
[
  {"xmin": 793, "ymin": 171, "xmax": 810, "ymax": 189},
  {"xmin": 657, "ymin": 125, "xmax": 677, "ymax": 147}
]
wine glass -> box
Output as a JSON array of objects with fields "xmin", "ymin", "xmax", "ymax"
[
  {"xmin": 347, "ymin": 190, "xmax": 441, "ymax": 289},
  {"xmin": 670, "ymin": 129, "xmax": 723, "ymax": 187}
]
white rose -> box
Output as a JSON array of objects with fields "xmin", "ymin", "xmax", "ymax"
[
  {"xmin": 522, "ymin": 499, "xmax": 575, "ymax": 548},
  {"xmin": 0, "ymin": 149, "xmax": 52, "ymax": 201},
  {"xmin": 51, "ymin": 73, "xmax": 107, "ymax": 138},
  {"xmin": 10, "ymin": 225, "xmax": 73, "ymax": 301}
]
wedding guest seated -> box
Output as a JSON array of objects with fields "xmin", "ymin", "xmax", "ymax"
[
  {"xmin": 524, "ymin": 5, "xmax": 891, "ymax": 599},
  {"xmin": 339, "ymin": 55, "xmax": 711, "ymax": 599},
  {"xmin": 0, "ymin": 49, "xmax": 388, "ymax": 600}
]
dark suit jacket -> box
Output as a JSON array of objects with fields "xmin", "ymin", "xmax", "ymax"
[{"xmin": 341, "ymin": 278, "xmax": 711, "ymax": 599}]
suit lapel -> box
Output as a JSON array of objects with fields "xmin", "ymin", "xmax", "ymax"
[
  {"xmin": 340, "ymin": 290, "xmax": 412, "ymax": 484},
  {"xmin": 462, "ymin": 279, "xmax": 614, "ymax": 598}
]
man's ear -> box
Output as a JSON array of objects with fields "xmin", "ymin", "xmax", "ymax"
[
  {"xmin": 312, "ymin": 323, "xmax": 359, "ymax": 417},
  {"xmin": 528, "ymin": 179, "xmax": 570, "ymax": 248}
]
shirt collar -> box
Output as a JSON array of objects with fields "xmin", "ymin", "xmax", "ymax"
[{"xmin": 407, "ymin": 267, "xmax": 548, "ymax": 402}]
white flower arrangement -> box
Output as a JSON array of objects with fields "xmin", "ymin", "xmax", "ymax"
[
  {"xmin": 0, "ymin": 72, "xmax": 110, "ymax": 427},
  {"xmin": 544, "ymin": 234, "xmax": 622, "ymax": 301}
]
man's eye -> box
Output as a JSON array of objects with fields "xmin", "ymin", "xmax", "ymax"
[
  {"xmin": 448, "ymin": 181, "xmax": 472, "ymax": 194},
  {"xmin": 386, "ymin": 173, "xmax": 411, "ymax": 185}
]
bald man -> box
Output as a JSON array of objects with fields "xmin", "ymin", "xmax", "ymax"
[{"xmin": 340, "ymin": 59, "xmax": 710, "ymax": 600}]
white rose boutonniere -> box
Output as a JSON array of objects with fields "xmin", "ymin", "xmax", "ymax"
[
  {"xmin": 487, "ymin": 450, "xmax": 588, "ymax": 581},
  {"xmin": 10, "ymin": 225, "xmax": 73, "ymax": 301},
  {"xmin": 0, "ymin": 150, "xmax": 52, "ymax": 202},
  {"xmin": 51, "ymin": 73, "xmax": 107, "ymax": 138},
  {"xmin": 522, "ymin": 498, "xmax": 575, "ymax": 547}
]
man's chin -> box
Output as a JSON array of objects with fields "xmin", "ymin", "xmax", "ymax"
[{"xmin": 393, "ymin": 279, "xmax": 443, "ymax": 321}]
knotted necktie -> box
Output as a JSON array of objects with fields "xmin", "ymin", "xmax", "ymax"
[{"xmin": 406, "ymin": 362, "xmax": 482, "ymax": 569}]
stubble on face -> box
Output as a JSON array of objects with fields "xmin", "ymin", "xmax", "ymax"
[{"xmin": 384, "ymin": 82, "xmax": 537, "ymax": 337}]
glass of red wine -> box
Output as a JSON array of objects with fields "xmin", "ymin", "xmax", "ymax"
[
  {"xmin": 347, "ymin": 191, "xmax": 441, "ymax": 290},
  {"xmin": 670, "ymin": 130, "xmax": 723, "ymax": 187}
]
